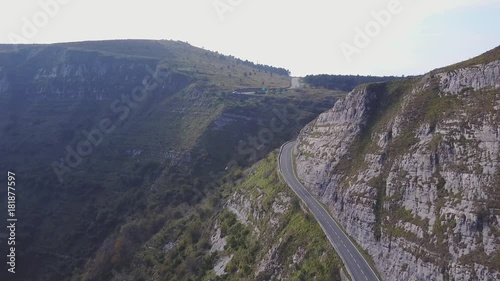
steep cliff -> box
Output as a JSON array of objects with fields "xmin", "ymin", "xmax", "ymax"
[{"xmin": 295, "ymin": 46, "xmax": 500, "ymax": 280}]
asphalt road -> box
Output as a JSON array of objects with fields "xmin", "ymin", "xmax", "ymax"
[{"xmin": 279, "ymin": 141, "xmax": 380, "ymax": 281}]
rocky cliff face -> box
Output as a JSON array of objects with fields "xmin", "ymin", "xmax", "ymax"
[
  {"xmin": 0, "ymin": 45, "xmax": 191, "ymax": 100},
  {"xmin": 295, "ymin": 50, "xmax": 500, "ymax": 280},
  {"xmin": 206, "ymin": 153, "xmax": 346, "ymax": 280},
  {"xmin": 436, "ymin": 60, "xmax": 500, "ymax": 94}
]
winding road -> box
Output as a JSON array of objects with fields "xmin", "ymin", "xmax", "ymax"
[{"xmin": 279, "ymin": 141, "xmax": 380, "ymax": 281}]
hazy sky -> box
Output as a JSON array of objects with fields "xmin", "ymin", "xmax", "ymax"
[{"xmin": 1, "ymin": 0, "xmax": 499, "ymax": 76}]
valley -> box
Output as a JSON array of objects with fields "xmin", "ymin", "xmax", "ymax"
[{"xmin": 1, "ymin": 39, "xmax": 499, "ymax": 281}]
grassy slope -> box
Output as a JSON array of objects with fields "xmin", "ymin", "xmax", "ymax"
[
  {"xmin": 120, "ymin": 152, "xmax": 344, "ymax": 281},
  {"xmin": 60, "ymin": 39, "xmax": 291, "ymax": 89},
  {"xmin": 432, "ymin": 45, "xmax": 500, "ymax": 73}
]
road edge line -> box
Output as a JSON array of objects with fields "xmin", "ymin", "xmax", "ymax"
[
  {"xmin": 279, "ymin": 140, "xmax": 381, "ymax": 281},
  {"xmin": 279, "ymin": 141, "xmax": 356, "ymax": 281}
]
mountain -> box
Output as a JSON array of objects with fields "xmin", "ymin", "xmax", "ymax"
[
  {"xmin": 294, "ymin": 46, "xmax": 500, "ymax": 280},
  {"xmin": 0, "ymin": 40, "xmax": 346, "ymax": 281},
  {"xmin": 3, "ymin": 39, "xmax": 498, "ymax": 281}
]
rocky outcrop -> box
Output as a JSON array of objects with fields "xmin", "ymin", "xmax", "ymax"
[
  {"xmin": 295, "ymin": 85, "xmax": 377, "ymax": 191},
  {"xmin": 295, "ymin": 57, "xmax": 500, "ymax": 280},
  {"xmin": 437, "ymin": 60, "xmax": 500, "ymax": 94},
  {"xmin": 206, "ymin": 154, "xmax": 344, "ymax": 280},
  {"xmin": 0, "ymin": 46, "xmax": 191, "ymax": 99}
]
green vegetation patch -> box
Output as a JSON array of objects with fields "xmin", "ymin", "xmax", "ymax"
[{"xmin": 116, "ymin": 152, "xmax": 345, "ymax": 281}]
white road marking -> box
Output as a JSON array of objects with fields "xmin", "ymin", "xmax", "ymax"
[{"xmin": 279, "ymin": 142, "xmax": 381, "ymax": 281}]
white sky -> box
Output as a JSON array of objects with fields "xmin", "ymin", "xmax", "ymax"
[{"xmin": 1, "ymin": 0, "xmax": 499, "ymax": 76}]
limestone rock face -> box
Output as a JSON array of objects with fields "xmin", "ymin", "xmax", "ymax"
[
  {"xmin": 295, "ymin": 59, "xmax": 500, "ymax": 280},
  {"xmin": 0, "ymin": 46, "xmax": 191, "ymax": 100},
  {"xmin": 437, "ymin": 60, "xmax": 500, "ymax": 94}
]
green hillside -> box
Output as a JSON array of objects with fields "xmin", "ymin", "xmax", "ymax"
[{"xmin": 0, "ymin": 40, "xmax": 344, "ymax": 281}]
